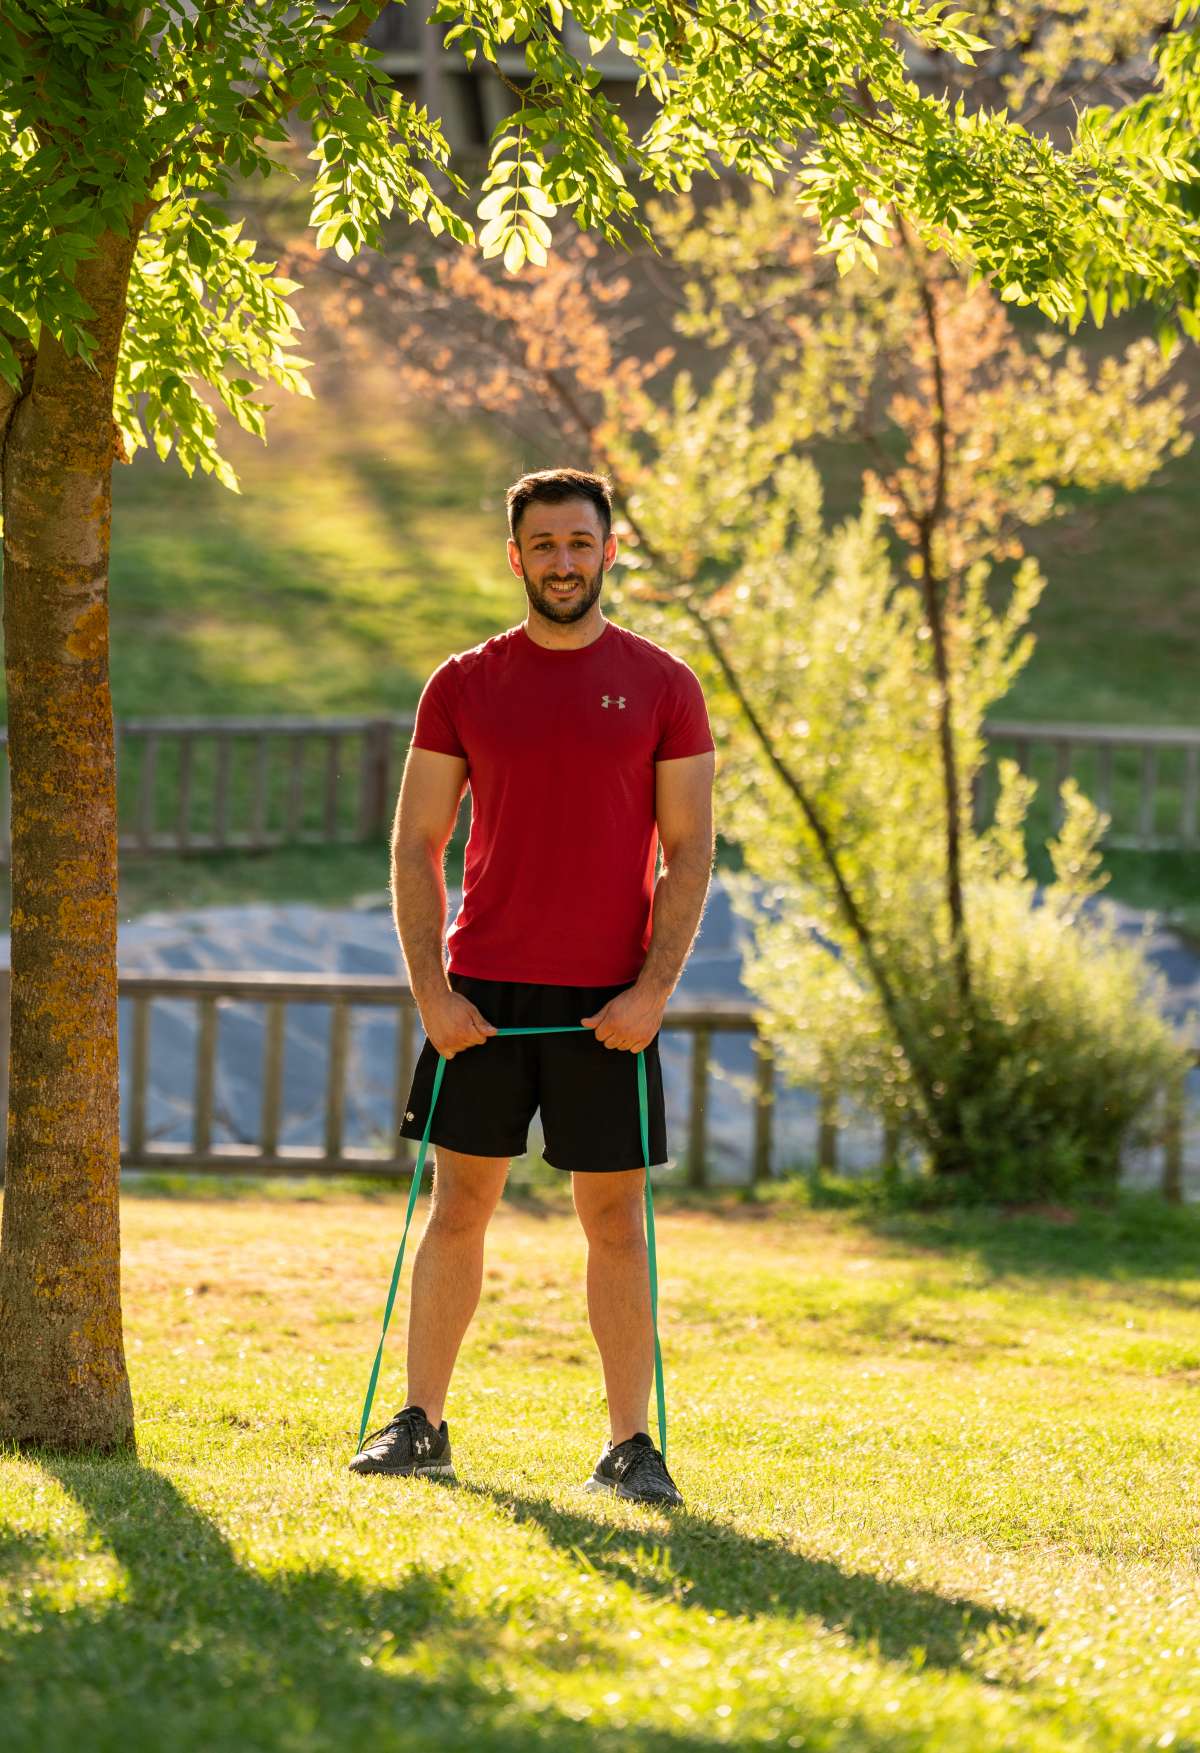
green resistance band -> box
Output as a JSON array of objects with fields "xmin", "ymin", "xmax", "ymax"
[{"xmin": 355, "ymin": 1024, "xmax": 668, "ymax": 1460}]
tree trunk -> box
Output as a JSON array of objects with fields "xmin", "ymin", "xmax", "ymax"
[
  {"xmin": 897, "ymin": 229, "xmax": 979, "ymax": 1177},
  {"xmin": 0, "ymin": 225, "xmax": 137, "ymax": 1451}
]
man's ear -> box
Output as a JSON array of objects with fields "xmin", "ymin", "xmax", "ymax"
[{"xmin": 507, "ymin": 536, "xmax": 524, "ymax": 579}]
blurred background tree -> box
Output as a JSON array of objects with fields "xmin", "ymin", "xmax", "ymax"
[{"xmin": 327, "ymin": 182, "xmax": 1193, "ymax": 1194}]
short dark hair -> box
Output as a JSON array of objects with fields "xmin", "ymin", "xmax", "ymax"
[{"xmin": 506, "ymin": 467, "xmax": 613, "ymax": 544}]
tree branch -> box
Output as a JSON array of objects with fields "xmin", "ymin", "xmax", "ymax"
[{"xmin": 896, "ymin": 213, "xmax": 974, "ymax": 1033}]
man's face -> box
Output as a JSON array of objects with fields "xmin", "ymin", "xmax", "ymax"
[{"xmin": 508, "ymin": 498, "xmax": 617, "ymax": 626}]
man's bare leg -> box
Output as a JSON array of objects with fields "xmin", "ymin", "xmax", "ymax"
[
  {"xmin": 404, "ymin": 1146, "xmax": 509, "ymax": 1426},
  {"xmin": 572, "ymin": 1168, "xmax": 654, "ymax": 1446}
]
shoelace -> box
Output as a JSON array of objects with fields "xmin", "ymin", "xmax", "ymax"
[
  {"xmin": 616, "ymin": 1440, "xmax": 677, "ymax": 1495},
  {"xmin": 361, "ymin": 1405, "xmax": 428, "ymax": 1454}
]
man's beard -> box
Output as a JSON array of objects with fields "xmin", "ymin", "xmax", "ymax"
[{"xmin": 524, "ymin": 559, "xmax": 604, "ymax": 625}]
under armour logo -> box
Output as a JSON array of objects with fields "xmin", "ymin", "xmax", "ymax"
[{"xmin": 601, "ymin": 694, "xmax": 626, "ymax": 709}]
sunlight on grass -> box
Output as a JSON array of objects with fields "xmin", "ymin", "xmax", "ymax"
[
  {"xmin": 97, "ymin": 364, "xmax": 523, "ymax": 719},
  {"xmin": 3, "ymin": 1190, "xmax": 1199, "ymax": 1750}
]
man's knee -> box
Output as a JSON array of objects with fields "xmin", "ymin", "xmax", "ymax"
[
  {"xmin": 574, "ymin": 1175, "xmax": 645, "ymax": 1249},
  {"xmin": 429, "ymin": 1149, "xmax": 508, "ymax": 1236}
]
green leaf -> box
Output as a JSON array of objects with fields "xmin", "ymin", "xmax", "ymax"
[
  {"xmin": 479, "ymin": 213, "xmax": 515, "ymax": 255},
  {"xmin": 477, "ymin": 185, "xmax": 520, "ymax": 222},
  {"xmin": 523, "ymin": 210, "xmax": 553, "ymax": 248},
  {"xmin": 523, "ymin": 184, "xmax": 558, "ymax": 218},
  {"xmin": 1156, "ymin": 317, "xmax": 1179, "ymax": 360}
]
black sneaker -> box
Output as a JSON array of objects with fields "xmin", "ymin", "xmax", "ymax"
[
  {"xmin": 349, "ymin": 1405, "xmax": 455, "ymax": 1479},
  {"xmin": 584, "ymin": 1431, "xmax": 683, "ymax": 1506}
]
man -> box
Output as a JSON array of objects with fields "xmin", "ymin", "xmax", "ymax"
[{"xmin": 350, "ymin": 467, "xmax": 715, "ymax": 1505}]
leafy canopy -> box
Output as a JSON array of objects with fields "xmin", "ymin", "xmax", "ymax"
[{"xmin": 4, "ymin": 0, "xmax": 1200, "ymax": 489}]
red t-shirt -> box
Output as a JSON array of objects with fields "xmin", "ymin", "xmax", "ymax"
[{"xmin": 410, "ymin": 619, "xmax": 714, "ymax": 985}]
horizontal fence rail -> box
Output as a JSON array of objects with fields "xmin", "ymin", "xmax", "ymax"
[
  {"xmin": 0, "ymin": 973, "xmax": 775, "ymax": 1187},
  {"xmin": 2, "ymin": 713, "xmax": 1199, "ymax": 864},
  {"xmin": 0, "ymin": 971, "xmax": 1191, "ymax": 1196},
  {"xmin": 977, "ymin": 719, "xmax": 1200, "ymax": 852},
  {"xmin": 0, "ymin": 715, "xmax": 403, "ymax": 863}
]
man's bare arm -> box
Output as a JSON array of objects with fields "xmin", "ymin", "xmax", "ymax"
[
  {"xmin": 390, "ymin": 747, "xmax": 465, "ymax": 1002},
  {"xmin": 635, "ymin": 751, "xmax": 717, "ymax": 1000},
  {"xmin": 391, "ymin": 747, "xmax": 497, "ymax": 1055},
  {"xmin": 583, "ymin": 751, "xmax": 716, "ymax": 1050}
]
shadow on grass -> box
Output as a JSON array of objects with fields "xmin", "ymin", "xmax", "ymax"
[
  {"xmin": 0, "ymin": 1453, "xmax": 1040, "ymax": 1752},
  {"xmin": 462, "ymin": 1484, "xmax": 1037, "ymax": 1678},
  {"xmin": 2, "ymin": 1455, "xmax": 767, "ymax": 1753}
]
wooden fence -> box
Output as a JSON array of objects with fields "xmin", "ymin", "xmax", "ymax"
[
  {"xmin": 0, "ymin": 971, "xmax": 773, "ymax": 1188},
  {"xmin": 0, "ymin": 970, "xmax": 1191, "ymax": 1196},
  {"xmin": 1, "ymin": 713, "xmax": 1198, "ymax": 862},
  {"xmin": 975, "ymin": 720, "xmax": 1200, "ymax": 851},
  {"xmin": 0, "ymin": 716, "xmax": 400, "ymax": 861}
]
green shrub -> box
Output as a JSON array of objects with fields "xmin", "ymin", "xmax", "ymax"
[
  {"xmin": 729, "ymin": 821, "xmax": 1190, "ymax": 1204},
  {"xmin": 600, "ymin": 347, "xmax": 1191, "ymax": 1203}
]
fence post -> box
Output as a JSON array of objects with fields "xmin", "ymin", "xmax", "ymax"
[
  {"xmin": 817, "ymin": 1084, "xmax": 838, "ymax": 1176},
  {"xmin": 193, "ymin": 995, "xmax": 218, "ymax": 1156},
  {"xmin": 359, "ymin": 719, "xmax": 394, "ymax": 843},
  {"xmin": 687, "ymin": 1023, "xmax": 710, "ymax": 1188},
  {"xmin": 127, "ymin": 994, "xmax": 150, "ymax": 1166},
  {"xmin": 325, "ymin": 998, "xmax": 349, "ymax": 1161},
  {"xmin": 1138, "ymin": 746, "xmax": 1158, "ymax": 849},
  {"xmin": 970, "ymin": 765, "xmax": 986, "ymax": 831},
  {"xmin": 1163, "ymin": 1067, "xmax": 1186, "ymax": 1205},
  {"xmin": 881, "ymin": 1116, "xmax": 902, "ymax": 1195},
  {"xmin": 751, "ymin": 1033, "xmax": 774, "ymax": 1184},
  {"xmin": 260, "ymin": 1000, "xmax": 285, "ymax": 1159}
]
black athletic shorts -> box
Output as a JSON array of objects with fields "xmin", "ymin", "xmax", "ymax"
[{"xmin": 397, "ymin": 973, "xmax": 669, "ymax": 1174}]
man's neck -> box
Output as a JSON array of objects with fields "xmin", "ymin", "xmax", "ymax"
[{"xmin": 522, "ymin": 609, "xmax": 609, "ymax": 651}]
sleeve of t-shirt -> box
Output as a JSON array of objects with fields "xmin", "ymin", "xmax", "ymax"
[
  {"xmin": 654, "ymin": 660, "xmax": 715, "ymax": 762},
  {"xmin": 411, "ymin": 660, "xmax": 467, "ymax": 759}
]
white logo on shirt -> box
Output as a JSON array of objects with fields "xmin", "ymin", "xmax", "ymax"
[{"xmin": 601, "ymin": 694, "xmax": 626, "ymax": 709}]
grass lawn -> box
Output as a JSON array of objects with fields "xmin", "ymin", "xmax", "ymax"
[
  {"xmin": 95, "ymin": 350, "xmax": 1200, "ymax": 734},
  {"xmin": 103, "ymin": 365, "xmax": 521, "ymax": 723},
  {"xmin": 3, "ymin": 1185, "xmax": 1200, "ymax": 1751}
]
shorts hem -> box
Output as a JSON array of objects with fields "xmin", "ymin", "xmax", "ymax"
[
  {"xmin": 398, "ymin": 1126, "xmax": 529, "ymax": 1160},
  {"xmin": 542, "ymin": 1152, "xmax": 670, "ymax": 1175}
]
